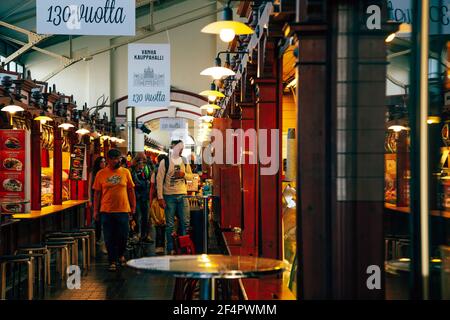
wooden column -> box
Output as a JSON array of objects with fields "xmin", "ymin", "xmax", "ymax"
[
  {"xmin": 53, "ymin": 123, "xmax": 63, "ymax": 205},
  {"xmin": 30, "ymin": 120, "xmax": 41, "ymax": 210},
  {"xmin": 289, "ymin": 2, "xmax": 332, "ymax": 298},
  {"xmin": 239, "ymin": 102, "xmax": 259, "ymax": 256},
  {"xmin": 253, "ymin": 77, "xmax": 281, "ymax": 260}
]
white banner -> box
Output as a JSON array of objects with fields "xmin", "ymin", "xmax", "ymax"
[
  {"xmin": 128, "ymin": 43, "xmax": 171, "ymax": 107},
  {"xmin": 160, "ymin": 118, "xmax": 186, "ymax": 131},
  {"xmin": 36, "ymin": 0, "xmax": 135, "ymax": 36}
]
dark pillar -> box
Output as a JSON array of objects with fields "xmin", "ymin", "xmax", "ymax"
[{"xmin": 53, "ymin": 123, "xmax": 62, "ymax": 205}]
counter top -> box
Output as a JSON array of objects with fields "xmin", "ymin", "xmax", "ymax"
[
  {"xmin": 12, "ymin": 200, "xmax": 89, "ymax": 219},
  {"xmin": 0, "ymin": 218, "xmax": 20, "ymax": 228},
  {"xmin": 385, "ymin": 203, "xmax": 450, "ymax": 218}
]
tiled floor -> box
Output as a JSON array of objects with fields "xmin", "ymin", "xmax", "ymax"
[{"xmin": 42, "ymin": 243, "xmax": 175, "ymax": 300}]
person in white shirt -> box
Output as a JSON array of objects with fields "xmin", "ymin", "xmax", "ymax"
[{"xmin": 156, "ymin": 140, "xmax": 193, "ymax": 254}]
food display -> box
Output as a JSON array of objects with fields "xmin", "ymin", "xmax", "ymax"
[{"xmin": 41, "ymin": 167, "xmax": 53, "ymax": 207}]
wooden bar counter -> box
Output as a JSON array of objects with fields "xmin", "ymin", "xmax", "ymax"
[{"xmin": 2, "ymin": 200, "xmax": 89, "ymax": 254}]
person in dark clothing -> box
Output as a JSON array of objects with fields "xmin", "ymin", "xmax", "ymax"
[
  {"xmin": 131, "ymin": 152, "xmax": 152, "ymax": 242},
  {"xmin": 88, "ymin": 156, "xmax": 106, "ymax": 245}
]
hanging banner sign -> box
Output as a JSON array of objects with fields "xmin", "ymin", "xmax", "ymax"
[
  {"xmin": 36, "ymin": 0, "xmax": 135, "ymax": 36},
  {"xmin": 387, "ymin": 0, "xmax": 450, "ymax": 35},
  {"xmin": 128, "ymin": 43, "xmax": 171, "ymax": 107},
  {"xmin": 160, "ymin": 118, "xmax": 186, "ymax": 131}
]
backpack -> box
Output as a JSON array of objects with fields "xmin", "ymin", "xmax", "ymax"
[{"xmin": 155, "ymin": 155, "xmax": 169, "ymax": 194}]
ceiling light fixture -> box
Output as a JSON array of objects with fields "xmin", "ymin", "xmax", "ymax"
[{"xmin": 201, "ymin": 2, "xmax": 254, "ymax": 43}]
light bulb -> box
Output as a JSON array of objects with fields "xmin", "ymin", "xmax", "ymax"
[
  {"xmin": 208, "ymin": 95, "xmax": 216, "ymax": 102},
  {"xmin": 41, "ymin": 120, "xmax": 47, "ymax": 124},
  {"xmin": 385, "ymin": 33, "xmax": 396, "ymax": 43},
  {"xmin": 220, "ymin": 28, "xmax": 235, "ymax": 42},
  {"xmin": 207, "ymin": 107, "xmax": 214, "ymax": 113}
]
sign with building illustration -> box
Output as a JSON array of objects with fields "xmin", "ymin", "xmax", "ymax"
[
  {"xmin": 128, "ymin": 43, "xmax": 171, "ymax": 107},
  {"xmin": 36, "ymin": 0, "xmax": 135, "ymax": 36}
]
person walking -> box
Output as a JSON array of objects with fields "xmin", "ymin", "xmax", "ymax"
[
  {"xmin": 150, "ymin": 186, "xmax": 166, "ymax": 254},
  {"xmin": 130, "ymin": 152, "xmax": 152, "ymax": 242},
  {"xmin": 88, "ymin": 156, "xmax": 107, "ymax": 254},
  {"xmin": 156, "ymin": 140, "xmax": 193, "ymax": 255},
  {"xmin": 93, "ymin": 148, "xmax": 136, "ymax": 271}
]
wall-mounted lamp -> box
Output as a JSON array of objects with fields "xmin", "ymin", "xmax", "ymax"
[
  {"xmin": 385, "ymin": 23, "xmax": 411, "ymax": 43},
  {"xmin": 200, "ymin": 104, "xmax": 221, "ymax": 114},
  {"xmin": 199, "ymin": 115, "xmax": 214, "ymax": 122},
  {"xmin": 1, "ymin": 104, "xmax": 24, "ymax": 126},
  {"xmin": 200, "ymin": 57, "xmax": 235, "ymax": 80},
  {"xmin": 58, "ymin": 123, "xmax": 75, "ymax": 130},
  {"xmin": 34, "ymin": 112, "xmax": 53, "ymax": 124},
  {"xmin": 75, "ymin": 128, "xmax": 90, "ymax": 135},
  {"xmin": 388, "ymin": 125, "xmax": 409, "ymax": 132},
  {"xmin": 201, "ymin": 2, "xmax": 254, "ymax": 43},
  {"xmin": 427, "ymin": 116, "xmax": 441, "ymax": 124},
  {"xmin": 199, "ymin": 83, "xmax": 225, "ymax": 102}
]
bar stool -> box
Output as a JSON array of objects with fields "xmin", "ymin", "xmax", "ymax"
[
  {"xmin": 44, "ymin": 239, "xmax": 75, "ymax": 282},
  {"xmin": 0, "ymin": 254, "xmax": 34, "ymax": 300},
  {"xmin": 46, "ymin": 232, "xmax": 90, "ymax": 270},
  {"xmin": 384, "ymin": 235, "xmax": 398, "ymax": 260},
  {"xmin": 76, "ymin": 227, "xmax": 96, "ymax": 258},
  {"xmin": 15, "ymin": 244, "xmax": 50, "ymax": 295},
  {"xmin": 45, "ymin": 233, "xmax": 80, "ymax": 266},
  {"xmin": 396, "ymin": 238, "xmax": 410, "ymax": 258}
]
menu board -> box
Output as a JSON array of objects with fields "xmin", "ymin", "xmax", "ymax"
[
  {"xmin": 69, "ymin": 144, "xmax": 85, "ymax": 180},
  {"xmin": 0, "ymin": 130, "xmax": 26, "ymax": 213}
]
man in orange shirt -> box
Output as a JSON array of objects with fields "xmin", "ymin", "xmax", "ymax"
[{"xmin": 93, "ymin": 149, "xmax": 136, "ymax": 271}]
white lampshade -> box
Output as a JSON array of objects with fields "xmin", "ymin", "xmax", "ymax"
[
  {"xmin": 75, "ymin": 128, "xmax": 90, "ymax": 135},
  {"xmin": 1, "ymin": 104, "xmax": 24, "ymax": 113},
  {"xmin": 200, "ymin": 66, "xmax": 235, "ymax": 80},
  {"xmin": 58, "ymin": 123, "xmax": 75, "ymax": 130}
]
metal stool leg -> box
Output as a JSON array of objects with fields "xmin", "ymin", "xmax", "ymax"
[
  {"xmin": 86, "ymin": 238, "xmax": 91, "ymax": 269},
  {"xmin": 27, "ymin": 259, "xmax": 34, "ymax": 300},
  {"xmin": 46, "ymin": 250, "xmax": 51, "ymax": 286},
  {"xmin": 0, "ymin": 262, "xmax": 6, "ymax": 299},
  {"xmin": 63, "ymin": 247, "xmax": 69, "ymax": 280},
  {"xmin": 81, "ymin": 239, "xmax": 86, "ymax": 270}
]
